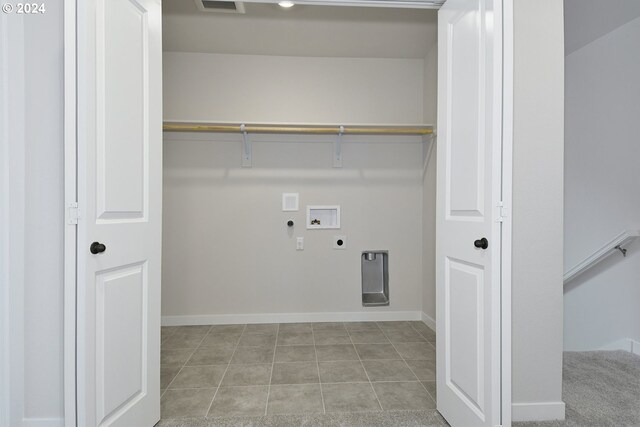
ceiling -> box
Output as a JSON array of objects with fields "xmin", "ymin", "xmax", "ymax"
[
  {"xmin": 564, "ymin": 0, "xmax": 640, "ymax": 55},
  {"xmin": 162, "ymin": 0, "xmax": 438, "ymax": 59}
]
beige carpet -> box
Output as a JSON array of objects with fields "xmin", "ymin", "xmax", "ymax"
[{"xmin": 516, "ymin": 350, "xmax": 640, "ymax": 427}]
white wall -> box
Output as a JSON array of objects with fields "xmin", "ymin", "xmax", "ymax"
[
  {"xmin": 1, "ymin": 11, "xmax": 26, "ymax": 427},
  {"xmin": 163, "ymin": 52, "xmax": 425, "ymax": 124},
  {"xmin": 563, "ymin": 0, "xmax": 640, "ymax": 55},
  {"xmin": 162, "ymin": 51, "xmax": 429, "ymax": 322},
  {"xmin": 162, "ymin": 133, "xmax": 424, "ymax": 321},
  {"xmin": 162, "ymin": 4, "xmax": 437, "ymax": 59},
  {"xmin": 422, "ymin": 44, "xmax": 438, "ymax": 125},
  {"xmin": 563, "ymin": 15, "xmax": 640, "ymax": 352},
  {"xmin": 421, "ymin": 43, "xmax": 437, "ymax": 327},
  {"xmin": 2, "ymin": 6, "xmax": 65, "ymax": 427},
  {"xmin": 511, "ymin": 0, "xmax": 565, "ymax": 421}
]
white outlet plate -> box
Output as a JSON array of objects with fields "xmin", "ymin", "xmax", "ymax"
[
  {"xmin": 333, "ymin": 235, "xmax": 347, "ymax": 249},
  {"xmin": 296, "ymin": 237, "xmax": 304, "ymax": 250},
  {"xmin": 282, "ymin": 193, "xmax": 299, "ymax": 211}
]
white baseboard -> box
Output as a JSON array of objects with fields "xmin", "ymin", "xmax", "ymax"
[
  {"xmin": 421, "ymin": 311, "xmax": 436, "ymax": 331},
  {"xmin": 599, "ymin": 338, "xmax": 640, "ymax": 356},
  {"xmin": 162, "ymin": 310, "xmax": 422, "ymax": 326},
  {"xmin": 512, "ymin": 401, "xmax": 565, "ymax": 422},
  {"xmin": 22, "ymin": 418, "xmax": 64, "ymax": 427}
]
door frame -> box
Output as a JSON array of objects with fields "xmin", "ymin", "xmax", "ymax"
[
  {"xmin": 62, "ymin": 1, "xmax": 513, "ymax": 426},
  {"xmin": 64, "ymin": 0, "xmax": 77, "ymax": 426},
  {"xmin": 501, "ymin": 1, "xmax": 514, "ymax": 424}
]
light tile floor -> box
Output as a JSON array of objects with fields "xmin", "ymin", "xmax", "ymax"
[{"xmin": 160, "ymin": 321, "xmax": 437, "ymax": 420}]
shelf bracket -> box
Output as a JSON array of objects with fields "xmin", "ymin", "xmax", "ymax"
[
  {"xmin": 333, "ymin": 125, "xmax": 344, "ymax": 168},
  {"xmin": 240, "ymin": 124, "xmax": 251, "ymax": 168},
  {"xmin": 615, "ymin": 245, "xmax": 627, "ymax": 257}
]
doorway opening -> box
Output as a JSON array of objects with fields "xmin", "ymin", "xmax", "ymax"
[
  {"xmin": 561, "ymin": 2, "xmax": 640, "ymax": 425},
  {"xmin": 65, "ymin": 0, "xmax": 511, "ymax": 426},
  {"xmin": 159, "ymin": 1, "xmax": 439, "ymax": 420}
]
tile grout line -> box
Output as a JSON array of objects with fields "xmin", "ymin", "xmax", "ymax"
[
  {"xmin": 408, "ymin": 320, "xmax": 437, "ymax": 344},
  {"xmin": 347, "ymin": 324, "xmax": 384, "ymax": 412},
  {"xmin": 204, "ymin": 324, "xmax": 247, "ymax": 418},
  {"xmin": 162, "ymin": 379, "xmax": 425, "ymax": 389},
  {"xmin": 406, "ymin": 321, "xmax": 438, "ymax": 404},
  {"xmin": 165, "ymin": 358, "xmax": 406, "ymax": 365},
  {"xmin": 264, "ymin": 323, "xmax": 279, "ymax": 416},
  {"xmin": 378, "ymin": 322, "xmax": 426, "ymax": 385},
  {"xmin": 160, "ymin": 345, "xmax": 198, "ymax": 400},
  {"xmin": 409, "ymin": 363, "xmax": 437, "ymax": 404},
  {"xmin": 159, "ymin": 327, "xmax": 177, "ymax": 399},
  {"xmin": 381, "ymin": 323, "xmax": 439, "ymax": 410},
  {"xmin": 421, "ymin": 382, "xmax": 437, "ymax": 405},
  {"xmin": 162, "ymin": 325, "xmax": 213, "ymax": 395},
  {"xmin": 312, "ymin": 324, "xmax": 327, "ymax": 414}
]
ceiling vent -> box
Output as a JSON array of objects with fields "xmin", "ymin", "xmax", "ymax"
[{"xmin": 194, "ymin": 0, "xmax": 246, "ymax": 14}]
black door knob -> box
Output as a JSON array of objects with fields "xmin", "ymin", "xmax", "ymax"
[
  {"xmin": 474, "ymin": 238, "xmax": 488, "ymax": 250},
  {"xmin": 90, "ymin": 242, "xmax": 106, "ymax": 254}
]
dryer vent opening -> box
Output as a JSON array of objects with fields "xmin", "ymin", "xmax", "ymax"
[{"xmin": 194, "ymin": 0, "xmax": 246, "ymax": 14}]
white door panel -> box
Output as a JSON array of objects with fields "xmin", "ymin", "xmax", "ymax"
[
  {"xmin": 437, "ymin": 0, "xmax": 502, "ymax": 426},
  {"xmin": 97, "ymin": 0, "xmax": 149, "ymax": 220},
  {"xmin": 446, "ymin": 5, "xmax": 485, "ymax": 218},
  {"xmin": 77, "ymin": 0, "xmax": 162, "ymax": 426},
  {"xmin": 447, "ymin": 258, "xmax": 484, "ymax": 411},
  {"xmin": 95, "ymin": 263, "xmax": 146, "ymax": 423}
]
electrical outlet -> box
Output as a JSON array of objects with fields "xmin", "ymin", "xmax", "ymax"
[
  {"xmin": 296, "ymin": 237, "xmax": 304, "ymax": 250},
  {"xmin": 333, "ymin": 235, "xmax": 347, "ymax": 249}
]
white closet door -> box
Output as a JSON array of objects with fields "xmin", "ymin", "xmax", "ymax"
[
  {"xmin": 76, "ymin": 0, "xmax": 162, "ymax": 425},
  {"xmin": 436, "ymin": 0, "xmax": 504, "ymax": 426}
]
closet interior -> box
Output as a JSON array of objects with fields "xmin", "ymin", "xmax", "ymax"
[
  {"xmin": 160, "ymin": 0, "xmax": 440, "ymax": 419},
  {"xmin": 161, "ymin": 0, "xmax": 438, "ymax": 323}
]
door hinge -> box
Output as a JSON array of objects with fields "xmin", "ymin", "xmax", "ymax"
[
  {"xmin": 496, "ymin": 200, "xmax": 507, "ymax": 223},
  {"xmin": 67, "ymin": 202, "xmax": 80, "ymax": 225}
]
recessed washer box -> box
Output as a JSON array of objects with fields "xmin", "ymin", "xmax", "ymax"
[{"xmin": 306, "ymin": 205, "xmax": 340, "ymax": 229}]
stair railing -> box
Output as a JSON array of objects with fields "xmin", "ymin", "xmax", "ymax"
[{"xmin": 564, "ymin": 230, "xmax": 639, "ymax": 284}]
